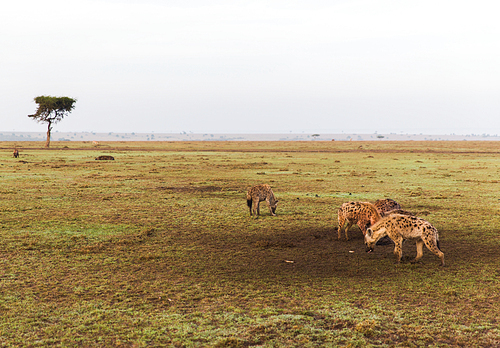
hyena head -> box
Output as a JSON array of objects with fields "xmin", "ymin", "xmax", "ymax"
[
  {"xmin": 270, "ymin": 200, "xmax": 279, "ymax": 214},
  {"xmin": 364, "ymin": 226, "xmax": 385, "ymax": 253}
]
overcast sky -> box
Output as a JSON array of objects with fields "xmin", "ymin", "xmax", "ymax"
[{"xmin": 1, "ymin": 0, "xmax": 499, "ymax": 135}]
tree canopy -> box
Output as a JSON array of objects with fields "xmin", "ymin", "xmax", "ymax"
[{"xmin": 28, "ymin": 95, "xmax": 77, "ymax": 147}]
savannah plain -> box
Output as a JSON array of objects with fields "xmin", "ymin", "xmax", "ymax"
[{"xmin": 0, "ymin": 140, "xmax": 499, "ymax": 347}]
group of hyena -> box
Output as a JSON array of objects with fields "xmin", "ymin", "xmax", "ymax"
[{"xmin": 247, "ymin": 184, "xmax": 444, "ymax": 266}]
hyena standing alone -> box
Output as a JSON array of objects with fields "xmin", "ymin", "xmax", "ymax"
[
  {"xmin": 246, "ymin": 184, "xmax": 279, "ymax": 217},
  {"xmin": 365, "ymin": 214, "xmax": 445, "ymax": 266},
  {"xmin": 337, "ymin": 202, "xmax": 381, "ymax": 240}
]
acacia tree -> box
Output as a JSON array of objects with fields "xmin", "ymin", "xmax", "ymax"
[{"xmin": 28, "ymin": 96, "xmax": 77, "ymax": 148}]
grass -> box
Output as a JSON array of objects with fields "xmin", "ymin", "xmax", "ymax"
[{"xmin": 0, "ymin": 140, "xmax": 499, "ymax": 347}]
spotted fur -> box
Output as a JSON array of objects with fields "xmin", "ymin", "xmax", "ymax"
[
  {"xmin": 337, "ymin": 202, "xmax": 381, "ymax": 240},
  {"xmin": 365, "ymin": 214, "xmax": 445, "ymax": 266},
  {"xmin": 246, "ymin": 184, "xmax": 278, "ymax": 217},
  {"xmin": 373, "ymin": 198, "xmax": 401, "ymax": 216},
  {"xmin": 385, "ymin": 209, "xmax": 415, "ymax": 217}
]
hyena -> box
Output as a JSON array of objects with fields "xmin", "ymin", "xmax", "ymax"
[
  {"xmin": 337, "ymin": 202, "xmax": 381, "ymax": 240},
  {"xmin": 246, "ymin": 184, "xmax": 278, "ymax": 217},
  {"xmin": 374, "ymin": 208, "xmax": 414, "ymax": 245},
  {"xmin": 373, "ymin": 198, "xmax": 401, "ymax": 216},
  {"xmin": 13, "ymin": 148, "xmax": 19, "ymax": 158},
  {"xmin": 365, "ymin": 214, "xmax": 445, "ymax": 266}
]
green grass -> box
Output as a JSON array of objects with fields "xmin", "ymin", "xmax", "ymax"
[{"xmin": 0, "ymin": 141, "xmax": 499, "ymax": 347}]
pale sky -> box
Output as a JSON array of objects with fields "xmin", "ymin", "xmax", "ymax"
[{"xmin": 1, "ymin": 0, "xmax": 499, "ymax": 135}]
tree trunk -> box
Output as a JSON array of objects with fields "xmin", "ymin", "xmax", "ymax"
[{"xmin": 45, "ymin": 122, "xmax": 52, "ymax": 148}]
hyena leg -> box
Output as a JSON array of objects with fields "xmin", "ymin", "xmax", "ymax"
[
  {"xmin": 337, "ymin": 215, "xmax": 345, "ymax": 240},
  {"xmin": 358, "ymin": 220, "xmax": 369, "ymax": 235},
  {"xmin": 423, "ymin": 237, "xmax": 445, "ymax": 266},
  {"xmin": 344, "ymin": 221, "xmax": 354, "ymax": 240},
  {"xmin": 413, "ymin": 240, "xmax": 425, "ymax": 263},
  {"xmin": 252, "ymin": 200, "xmax": 260, "ymax": 217},
  {"xmin": 393, "ymin": 237, "xmax": 404, "ymax": 263}
]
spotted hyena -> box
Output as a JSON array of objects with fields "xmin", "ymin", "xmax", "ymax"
[
  {"xmin": 246, "ymin": 184, "xmax": 278, "ymax": 217},
  {"xmin": 337, "ymin": 202, "xmax": 381, "ymax": 240},
  {"xmin": 365, "ymin": 214, "xmax": 445, "ymax": 266},
  {"xmin": 13, "ymin": 149, "xmax": 19, "ymax": 158},
  {"xmin": 375, "ymin": 208, "xmax": 415, "ymax": 245},
  {"xmin": 373, "ymin": 198, "xmax": 401, "ymax": 216}
]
